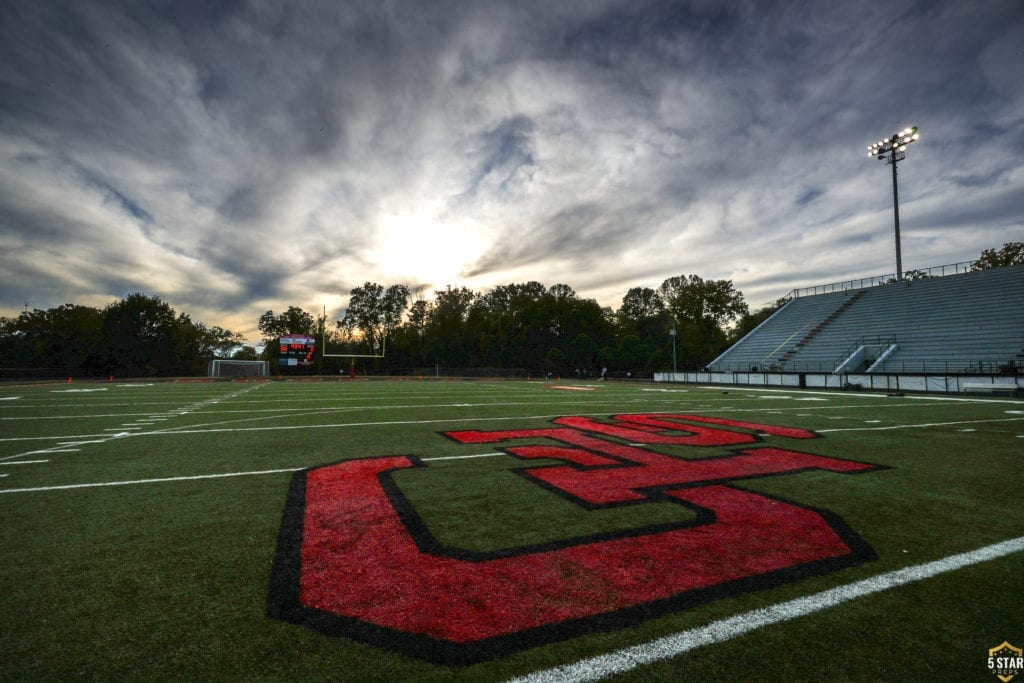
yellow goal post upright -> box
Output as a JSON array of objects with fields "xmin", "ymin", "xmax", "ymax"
[{"xmin": 320, "ymin": 305, "xmax": 387, "ymax": 375}]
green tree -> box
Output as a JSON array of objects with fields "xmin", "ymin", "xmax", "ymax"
[
  {"xmin": 617, "ymin": 334, "xmax": 644, "ymax": 372},
  {"xmin": 232, "ymin": 345, "xmax": 260, "ymax": 360},
  {"xmin": 543, "ymin": 285, "xmax": 612, "ymax": 351},
  {"xmin": 617, "ymin": 287, "xmax": 665, "ymax": 338},
  {"xmin": 340, "ymin": 282, "xmax": 410, "ymax": 353},
  {"xmin": 658, "ymin": 275, "xmax": 747, "ymax": 367},
  {"xmin": 972, "ymin": 242, "xmax": 1024, "ymax": 270},
  {"xmin": 402, "ymin": 298, "xmax": 431, "ymax": 366},
  {"xmin": 568, "ymin": 332, "xmax": 599, "ymax": 371},
  {"xmin": 470, "ymin": 282, "xmax": 548, "ymax": 367},
  {"xmin": 1, "ymin": 297, "xmax": 242, "ymax": 377},
  {"xmin": 426, "ymin": 286, "xmax": 477, "ymax": 367},
  {"xmin": 258, "ymin": 306, "xmax": 316, "ymax": 340},
  {"xmin": 103, "ymin": 293, "xmax": 181, "ymax": 375},
  {"xmin": 658, "ymin": 275, "xmax": 748, "ymax": 328},
  {"xmin": 172, "ymin": 317, "xmax": 244, "ymax": 374},
  {"xmin": 616, "ymin": 287, "xmax": 669, "ymax": 366},
  {"xmin": 5, "ymin": 304, "xmax": 106, "ymax": 371},
  {"xmin": 407, "ymin": 299, "xmax": 430, "ymax": 336}
]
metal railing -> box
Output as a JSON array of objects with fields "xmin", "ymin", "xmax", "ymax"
[
  {"xmin": 783, "ymin": 260, "xmax": 976, "ymax": 300},
  {"xmin": 833, "ymin": 335, "xmax": 897, "ymax": 369}
]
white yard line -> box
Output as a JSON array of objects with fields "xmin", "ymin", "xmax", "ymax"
[
  {"xmin": 818, "ymin": 416, "xmax": 1024, "ymax": 433},
  {"xmin": 3, "ymin": 406, "xmax": 1020, "ymax": 444},
  {"xmin": 0, "ymin": 467, "xmax": 303, "ymax": 493},
  {"xmin": 0, "ymin": 444, "xmax": 98, "ymax": 462},
  {"xmin": 0, "ymin": 412, "xmax": 162, "ymax": 421},
  {"xmin": 511, "ymin": 535, "xmax": 1024, "ymax": 683},
  {"xmin": 0, "ymin": 409, "xmax": 666, "ymax": 443},
  {"xmin": 0, "ymin": 398, "xmax": 655, "ymax": 431},
  {"xmin": 420, "ymin": 452, "xmax": 506, "ymax": 462}
]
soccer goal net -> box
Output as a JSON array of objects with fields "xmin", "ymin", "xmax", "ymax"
[{"xmin": 208, "ymin": 360, "xmax": 270, "ymax": 378}]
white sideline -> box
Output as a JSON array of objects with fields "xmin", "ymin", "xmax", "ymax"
[{"xmin": 510, "ymin": 534, "xmax": 1024, "ymax": 683}]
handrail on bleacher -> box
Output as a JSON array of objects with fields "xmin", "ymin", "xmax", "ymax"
[{"xmin": 783, "ymin": 260, "xmax": 976, "ymax": 300}]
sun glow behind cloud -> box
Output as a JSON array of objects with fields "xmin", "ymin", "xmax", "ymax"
[{"xmin": 368, "ymin": 207, "xmax": 489, "ymax": 292}]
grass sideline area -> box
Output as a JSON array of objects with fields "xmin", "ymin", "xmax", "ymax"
[{"xmin": 1, "ymin": 379, "xmax": 1022, "ymax": 680}]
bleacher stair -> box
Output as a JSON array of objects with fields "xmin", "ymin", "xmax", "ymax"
[
  {"xmin": 708, "ymin": 264, "xmax": 1024, "ymax": 375},
  {"xmin": 777, "ymin": 290, "xmax": 866, "ymax": 366}
]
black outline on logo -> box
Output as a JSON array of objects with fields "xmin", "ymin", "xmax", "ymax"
[{"xmin": 267, "ymin": 415, "xmax": 885, "ymax": 665}]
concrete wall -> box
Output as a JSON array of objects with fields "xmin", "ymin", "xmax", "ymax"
[{"xmin": 655, "ymin": 372, "xmax": 1023, "ymax": 394}]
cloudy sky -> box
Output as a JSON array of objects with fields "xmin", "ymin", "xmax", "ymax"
[{"xmin": 2, "ymin": 1, "xmax": 1022, "ymax": 343}]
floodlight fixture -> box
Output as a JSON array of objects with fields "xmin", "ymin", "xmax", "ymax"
[{"xmin": 865, "ymin": 125, "xmax": 920, "ymax": 281}]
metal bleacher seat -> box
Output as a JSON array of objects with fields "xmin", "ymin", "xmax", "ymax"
[{"xmin": 710, "ymin": 263, "xmax": 1024, "ymax": 374}]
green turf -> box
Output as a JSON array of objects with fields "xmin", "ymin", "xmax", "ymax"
[{"xmin": 1, "ymin": 378, "xmax": 1022, "ymax": 680}]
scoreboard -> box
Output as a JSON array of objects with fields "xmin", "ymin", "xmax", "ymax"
[{"xmin": 279, "ymin": 334, "xmax": 317, "ymax": 366}]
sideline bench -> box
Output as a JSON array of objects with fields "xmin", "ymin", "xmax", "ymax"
[{"xmin": 961, "ymin": 382, "xmax": 1019, "ymax": 396}]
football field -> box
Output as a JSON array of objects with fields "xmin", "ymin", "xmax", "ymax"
[{"xmin": 1, "ymin": 378, "xmax": 1022, "ymax": 680}]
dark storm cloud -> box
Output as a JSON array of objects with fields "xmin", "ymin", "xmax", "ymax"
[{"xmin": 1, "ymin": 0, "xmax": 1022, "ymax": 340}]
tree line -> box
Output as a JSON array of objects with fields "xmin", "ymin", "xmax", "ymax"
[
  {"xmin": 3, "ymin": 242, "xmax": 1019, "ymax": 378},
  {"xmin": 261, "ymin": 275, "xmax": 754, "ymax": 377},
  {"xmin": 302, "ymin": 239, "xmax": 1023, "ymax": 377},
  {"xmin": 0, "ymin": 293, "xmax": 242, "ymax": 377}
]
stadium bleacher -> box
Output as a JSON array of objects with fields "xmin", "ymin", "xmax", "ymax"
[{"xmin": 709, "ymin": 264, "xmax": 1024, "ymax": 375}]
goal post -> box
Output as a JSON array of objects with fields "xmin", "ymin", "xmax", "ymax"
[
  {"xmin": 208, "ymin": 359, "xmax": 270, "ymax": 378},
  {"xmin": 319, "ymin": 305, "xmax": 390, "ymax": 360}
]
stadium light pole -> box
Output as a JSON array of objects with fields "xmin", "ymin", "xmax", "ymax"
[
  {"xmin": 867, "ymin": 126, "xmax": 920, "ymax": 281},
  {"xmin": 669, "ymin": 324, "xmax": 677, "ymax": 378}
]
